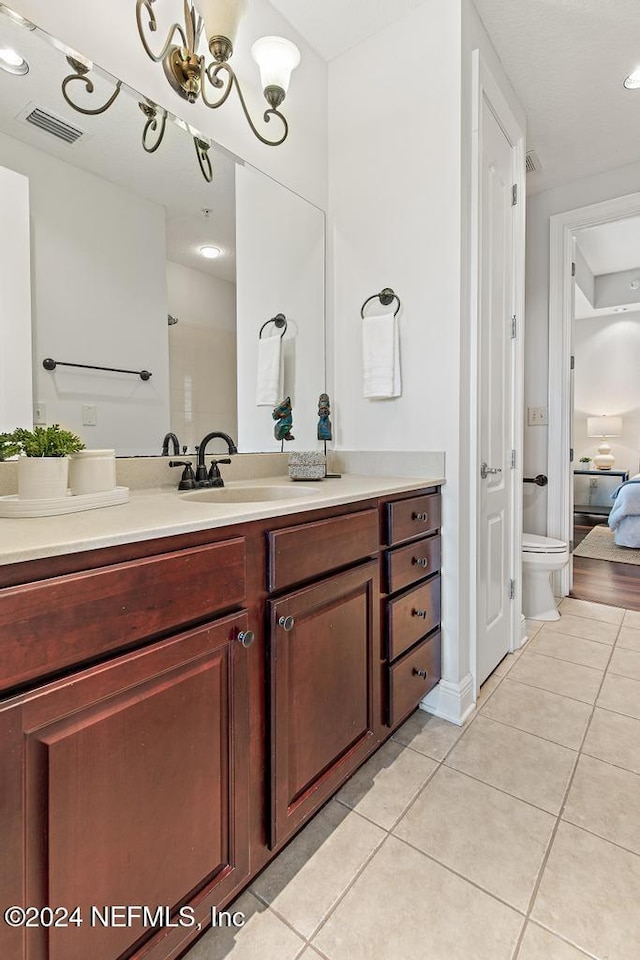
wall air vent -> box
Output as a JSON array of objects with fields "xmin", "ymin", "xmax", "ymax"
[
  {"xmin": 525, "ymin": 149, "xmax": 541, "ymax": 174},
  {"xmin": 22, "ymin": 105, "xmax": 84, "ymax": 144}
]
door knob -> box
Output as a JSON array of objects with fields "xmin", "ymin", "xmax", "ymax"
[
  {"xmin": 278, "ymin": 615, "xmax": 295, "ymax": 632},
  {"xmin": 237, "ymin": 630, "xmax": 255, "ymax": 648},
  {"xmin": 480, "ymin": 462, "xmax": 502, "ymax": 479}
]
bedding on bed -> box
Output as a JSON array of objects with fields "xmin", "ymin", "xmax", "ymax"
[{"xmin": 608, "ymin": 475, "xmax": 640, "ymax": 547}]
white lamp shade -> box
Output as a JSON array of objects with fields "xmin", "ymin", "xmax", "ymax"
[
  {"xmin": 587, "ymin": 415, "xmax": 623, "ymax": 438},
  {"xmin": 251, "ymin": 36, "xmax": 300, "ymax": 94},
  {"xmin": 196, "ymin": 0, "xmax": 246, "ymax": 44}
]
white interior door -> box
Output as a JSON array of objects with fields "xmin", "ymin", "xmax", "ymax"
[{"xmin": 477, "ymin": 97, "xmax": 516, "ymax": 686}]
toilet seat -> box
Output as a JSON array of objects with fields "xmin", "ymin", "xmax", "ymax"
[{"xmin": 522, "ymin": 533, "xmax": 567, "ymax": 554}]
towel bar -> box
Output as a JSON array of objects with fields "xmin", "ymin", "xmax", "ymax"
[{"xmin": 259, "ymin": 314, "xmax": 288, "ymax": 339}]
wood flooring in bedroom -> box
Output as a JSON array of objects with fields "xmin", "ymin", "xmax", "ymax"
[{"xmin": 572, "ymin": 516, "xmax": 640, "ymax": 611}]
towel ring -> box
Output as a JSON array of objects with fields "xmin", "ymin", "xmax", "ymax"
[
  {"xmin": 259, "ymin": 313, "xmax": 288, "ymax": 339},
  {"xmin": 361, "ymin": 287, "xmax": 401, "ymax": 319}
]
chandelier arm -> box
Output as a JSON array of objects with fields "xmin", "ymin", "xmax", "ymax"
[
  {"xmin": 136, "ymin": 0, "xmax": 188, "ymax": 63},
  {"xmin": 194, "ymin": 138, "xmax": 213, "ymax": 183},
  {"xmin": 203, "ymin": 62, "xmax": 288, "ymax": 146},
  {"xmin": 62, "ymin": 73, "xmax": 123, "ymax": 116},
  {"xmin": 141, "ymin": 108, "xmax": 168, "ymax": 153}
]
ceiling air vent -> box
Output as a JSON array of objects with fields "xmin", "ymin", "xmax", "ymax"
[
  {"xmin": 526, "ymin": 149, "xmax": 541, "ymax": 175},
  {"xmin": 23, "ymin": 106, "xmax": 84, "ymax": 144}
]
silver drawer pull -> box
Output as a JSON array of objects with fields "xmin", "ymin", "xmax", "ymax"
[
  {"xmin": 412, "ymin": 609, "xmax": 429, "ymax": 619},
  {"xmin": 413, "ymin": 668, "xmax": 428, "ymax": 680},
  {"xmin": 413, "ymin": 557, "xmax": 429, "ymax": 568},
  {"xmin": 412, "ymin": 512, "xmax": 429, "ymax": 522},
  {"xmin": 279, "ymin": 615, "xmax": 295, "ymax": 632},
  {"xmin": 237, "ymin": 630, "xmax": 255, "ymax": 648}
]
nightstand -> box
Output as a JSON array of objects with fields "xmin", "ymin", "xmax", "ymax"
[{"xmin": 574, "ymin": 469, "xmax": 629, "ymax": 517}]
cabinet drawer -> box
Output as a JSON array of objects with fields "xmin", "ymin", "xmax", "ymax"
[
  {"xmin": 387, "ymin": 631, "xmax": 441, "ymax": 728},
  {"xmin": 387, "ymin": 576, "xmax": 440, "ymax": 661},
  {"xmin": 0, "ymin": 538, "xmax": 246, "ymax": 692},
  {"xmin": 386, "ymin": 535, "xmax": 441, "ymax": 594},
  {"xmin": 386, "ymin": 493, "xmax": 441, "ymax": 546},
  {"xmin": 268, "ymin": 509, "xmax": 378, "ymax": 592}
]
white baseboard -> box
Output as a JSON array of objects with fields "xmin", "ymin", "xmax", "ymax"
[{"xmin": 420, "ymin": 674, "xmax": 475, "ymax": 726}]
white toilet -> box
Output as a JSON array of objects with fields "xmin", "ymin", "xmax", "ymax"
[{"xmin": 522, "ymin": 533, "xmax": 569, "ymax": 621}]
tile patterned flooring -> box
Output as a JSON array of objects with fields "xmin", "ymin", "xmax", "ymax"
[{"xmin": 184, "ymin": 598, "xmax": 640, "ymax": 960}]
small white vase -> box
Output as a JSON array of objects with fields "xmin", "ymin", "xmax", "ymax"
[
  {"xmin": 18, "ymin": 456, "xmax": 69, "ymax": 501},
  {"xmin": 69, "ymin": 449, "xmax": 116, "ymax": 495}
]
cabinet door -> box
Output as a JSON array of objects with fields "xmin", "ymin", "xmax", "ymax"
[
  {"xmin": 268, "ymin": 561, "xmax": 379, "ymax": 848},
  {"xmin": 0, "ymin": 612, "xmax": 251, "ymax": 960}
]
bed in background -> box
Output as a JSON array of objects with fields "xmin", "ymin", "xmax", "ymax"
[{"xmin": 609, "ymin": 475, "xmax": 640, "ymax": 547}]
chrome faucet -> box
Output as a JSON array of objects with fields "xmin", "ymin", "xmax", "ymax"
[
  {"xmin": 161, "ymin": 432, "xmax": 181, "ymax": 456},
  {"xmin": 195, "ymin": 431, "xmax": 237, "ymax": 485}
]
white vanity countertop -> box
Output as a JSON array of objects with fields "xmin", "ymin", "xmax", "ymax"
[{"xmin": 0, "ymin": 474, "xmax": 445, "ymax": 567}]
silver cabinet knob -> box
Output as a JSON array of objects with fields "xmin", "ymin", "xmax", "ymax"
[
  {"xmin": 412, "ymin": 512, "xmax": 429, "ymax": 522},
  {"xmin": 413, "ymin": 557, "xmax": 429, "ymax": 568},
  {"xmin": 237, "ymin": 630, "xmax": 255, "ymax": 648},
  {"xmin": 413, "ymin": 668, "xmax": 428, "ymax": 679},
  {"xmin": 278, "ymin": 615, "xmax": 295, "ymax": 632},
  {"xmin": 412, "ymin": 609, "xmax": 428, "ymax": 619}
]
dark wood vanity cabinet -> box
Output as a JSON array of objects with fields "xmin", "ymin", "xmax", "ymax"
[{"xmin": 0, "ymin": 486, "xmax": 440, "ymax": 960}]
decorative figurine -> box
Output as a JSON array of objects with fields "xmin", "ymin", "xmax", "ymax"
[
  {"xmin": 273, "ymin": 396, "xmax": 295, "ymax": 442},
  {"xmin": 317, "ymin": 392, "xmax": 332, "ymax": 441}
]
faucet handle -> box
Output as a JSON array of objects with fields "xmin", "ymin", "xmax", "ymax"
[
  {"xmin": 208, "ymin": 457, "xmax": 232, "ymax": 487},
  {"xmin": 169, "ymin": 460, "xmax": 197, "ymax": 490}
]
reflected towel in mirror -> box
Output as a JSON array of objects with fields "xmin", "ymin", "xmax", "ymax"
[
  {"xmin": 256, "ymin": 333, "xmax": 283, "ymax": 406},
  {"xmin": 362, "ymin": 312, "xmax": 401, "ymax": 399}
]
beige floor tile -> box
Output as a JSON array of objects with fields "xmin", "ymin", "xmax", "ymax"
[
  {"xmin": 335, "ymin": 740, "xmax": 436, "ymax": 830},
  {"xmin": 518, "ymin": 923, "xmax": 594, "ymax": 959},
  {"xmin": 525, "ymin": 620, "xmax": 545, "ymax": 640},
  {"xmin": 250, "ymin": 801, "xmax": 384, "ymax": 940},
  {"xmin": 445, "ymin": 717, "xmax": 576, "ymax": 814},
  {"xmin": 313, "ymin": 836, "xmax": 523, "ymax": 960},
  {"xmin": 528, "ymin": 628, "xmax": 612, "ymax": 670},
  {"xmin": 608, "ymin": 646, "xmax": 640, "ymax": 682},
  {"xmin": 532, "ymin": 822, "xmax": 640, "ymax": 960},
  {"xmin": 477, "ymin": 673, "xmax": 502, "ymax": 706},
  {"xmin": 558, "ymin": 597, "xmax": 625, "ymax": 625},
  {"xmin": 183, "ymin": 891, "xmax": 304, "ymax": 960},
  {"xmin": 563, "ymin": 755, "xmax": 640, "ymax": 855},
  {"xmin": 481, "ymin": 679, "xmax": 592, "ymax": 750},
  {"xmin": 492, "ymin": 652, "xmax": 520, "ymax": 677},
  {"xmin": 391, "ymin": 709, "xmax": 465, "ymax": 761},
  {"xmin": 617, "ymin": 624, "xmax": 640, "ymax": 652},
  {"xmin": 393, "ymin": 766, "xmax": 554, "ymax": 911},
  {"xmin": 508, "ymin": 652, "xmax": 603, "ymax": 704},
  {"xmin": 597, "ymin": 673, "xmax": 640, "ymax": 720},
  {"xmin": 541, "ymin": 614, "xmax": 619, "ymax": 645},
  {"xmin": 297, "ymin": 951, "xmax": 323, "ymax": 960},
  {"xmin": 623, "ymin": 609, "xmax": 640, "ymax": 629},
  {"xmin": 583, "ymin": 707, "xmax": 640, "ymax": 774}
]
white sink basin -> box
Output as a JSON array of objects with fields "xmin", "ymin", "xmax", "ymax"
[{"xmin": 180, "ymin": 484, "xmax": 321, "ymax": 504}]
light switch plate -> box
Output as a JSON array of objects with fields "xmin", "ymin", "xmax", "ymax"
[
  {"xmin": 528, "ymin": 406, "xmax": 548, "ymax": 426},
  {"xmin": 33, "ymin": 401, "xmax": 47, "ymax": 425},
  {"xmin": 82, "ymin": 403, "xmax": 97, "ymax": 426}
]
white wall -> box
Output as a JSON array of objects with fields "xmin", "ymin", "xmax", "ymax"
[
  {"xmin": 235, "ymin": 164, "xmax": 325, "ymax": 453},
  {"xmin": 574, "ymin": 312, "xmax": 640, "ymax": 476},
  {"xmin": 167, "ymin": 261, "xmax": 237, "ymax": 453},
  {"xmin": 0, "ymin": 130, "xmax": 169, "ymax": 456},
  {"xmin": 525, "ymin": 158, "xmax": 640, "ymax": 533},
  {"xmin": 595, "ymin": 268, "xmax": 640, "ymax": 310},
  {"xmin": 9, "ymin": 0, "xmax": 328, "ymax": 209},
  {"xmin": 0, "ymin": 165, "xmax": 32, "ymax": 432}
]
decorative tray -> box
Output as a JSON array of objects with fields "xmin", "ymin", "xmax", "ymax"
[{"xmin": 0, "ymin": 486, "xmax": 130, "ymax": 518}]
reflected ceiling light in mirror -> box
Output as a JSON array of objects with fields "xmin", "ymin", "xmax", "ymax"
[
  {"xmin": 624, "ymin": 67, "xmax": 640, "ymax": 89},
  {"xmin": 199, "ymin": 245, "xmax": 221, "ymax": 259},
  {"xmin": 0, "ymin": 46, "xmax": 28, "ymax": 75},
  {"xmin": 135, "ymin": 0, "xmax": 300, "ymax": 145}
]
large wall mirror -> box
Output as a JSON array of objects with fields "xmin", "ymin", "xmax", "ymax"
[{"xmin": 0, "ymin": 8, "xmax": 325, "ymax": 455}]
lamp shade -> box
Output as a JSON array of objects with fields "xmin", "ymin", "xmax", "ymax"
[
  {"xmin": 251, "ymin": 36, "xmax": 300, "ymax": 94},
  {"xmin": 196, "ymin": 0, "xmax": 246, "ymax": 45},
  {"xmin": 587, "ymin": 416, "xmax": 623, "ymax": 438}
]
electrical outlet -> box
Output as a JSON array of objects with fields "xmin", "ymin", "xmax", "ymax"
[
  {"xmin": 82, "ymin": 404, "xmax": 97, "ymax": 426},
  {"xmin": 528, "ymin": 406, "xmax": 548, "ymax": 426},
  {"xmin": 33, "ymin": 401, "xmax": 47, "ymax": 425}
]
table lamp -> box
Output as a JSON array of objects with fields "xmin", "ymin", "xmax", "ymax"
[{"xmin": 587, "ymin": 415, "xmax": 623, "ymax": 470}]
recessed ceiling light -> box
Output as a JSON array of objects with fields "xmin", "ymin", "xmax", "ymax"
[
  {"xmin": 630, "ymin": 279, "xmax": 640, "ymax": 290},
  {"xmin": 0, "ymin": 46, "xmax": 28, "ymax": 75},
  {"xmin": 624, "ymin": 68, "xmax": 640, "ymax": 89},
  {"xmin": 199, "ymin": 245, "xmax": 221, "ymax": 259}
]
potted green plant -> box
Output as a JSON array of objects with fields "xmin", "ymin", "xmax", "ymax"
[
  {"xmin": 579, "ymin": 456, "xmax": 592, "ymax": 467},
  {"xmin": 2, "ymin": 425, "xmax": 84, "ymax": 500}
]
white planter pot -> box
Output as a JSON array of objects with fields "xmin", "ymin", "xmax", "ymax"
[
  {"xmin": 69, "ymin": 449, "xmax": 116, "ymax": 495},
  {"xmin": 18, "ymin": 456, "xmax": 69, "ymax": 501}
]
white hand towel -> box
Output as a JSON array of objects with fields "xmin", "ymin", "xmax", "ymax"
[
  {"xmin": 256, "ymin": 334, "xmax": 283, "ymax": 406},
  {"xmin": 362, "ymin": 312, "xmax": 402, "ymax": 399}
]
